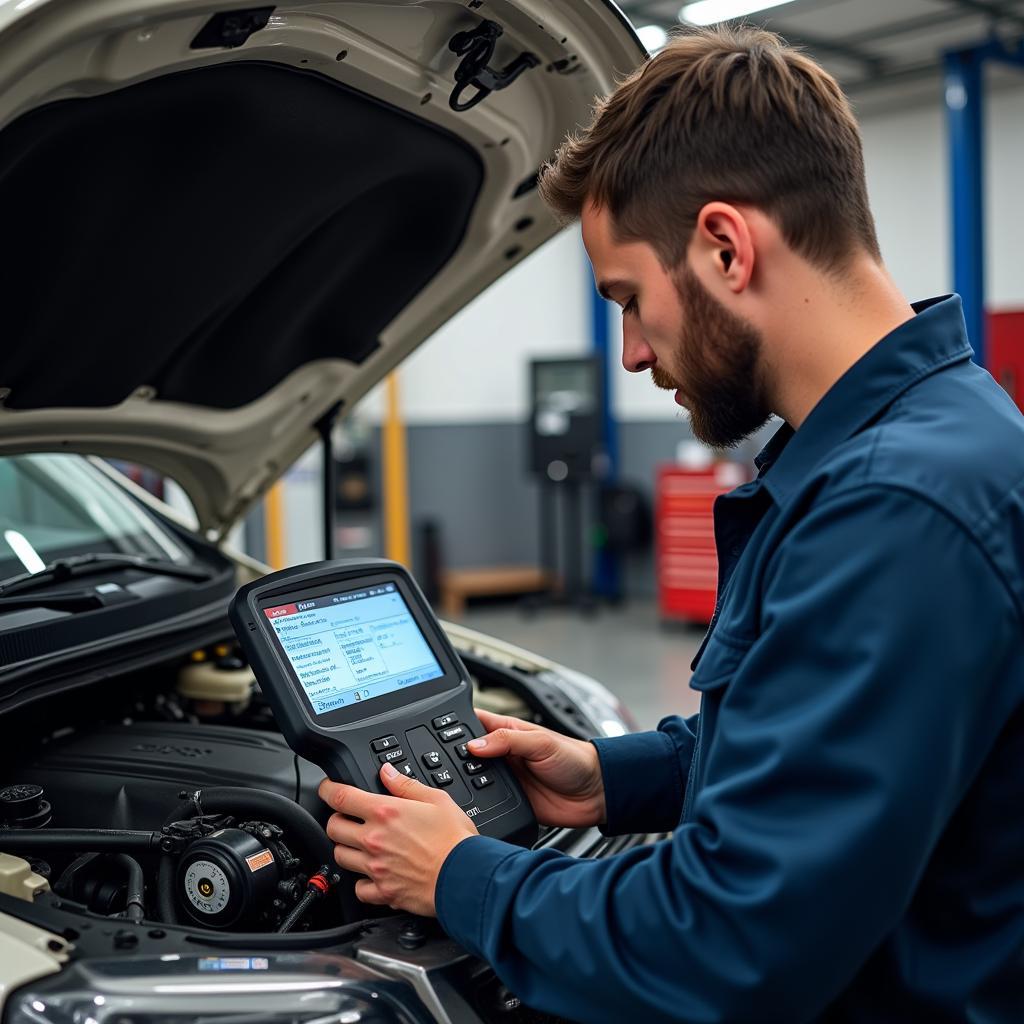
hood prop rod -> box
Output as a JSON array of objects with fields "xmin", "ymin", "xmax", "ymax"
[{"xmin": 316, "ymin": 403, "xmax": 343, "ymax": 560}]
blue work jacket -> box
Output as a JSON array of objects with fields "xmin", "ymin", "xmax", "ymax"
[{"xmin": 435, "ymin": 295, "xmax": 1024, "ymax": 1023}]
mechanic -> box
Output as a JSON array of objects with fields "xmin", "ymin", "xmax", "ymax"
[{"xmin": 319, "ymin": 26, "xmax": 1024, "ymax": 1022}]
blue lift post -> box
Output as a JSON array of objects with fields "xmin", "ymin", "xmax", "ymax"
[
  {"xmin": 945, "ymin": 37, "xmax": 1024, "ymax": 367},
  {"xmin": 591, "ymin": 278, "xmax": 621, "ymax": 600}
]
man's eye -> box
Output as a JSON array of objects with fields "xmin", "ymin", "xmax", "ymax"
[{"xmin": 622, "ymin": 296, "xmax": 638, "ymax": 316}]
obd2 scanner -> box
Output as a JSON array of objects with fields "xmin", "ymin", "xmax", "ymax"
[{"xmin": 230, "ymin": 559, "xmax": 537, "ymax": 846}]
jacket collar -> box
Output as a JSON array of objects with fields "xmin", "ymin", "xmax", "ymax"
[{"xmin": 754, "ymin": 295, "xmax": 974, "ymax": 505}]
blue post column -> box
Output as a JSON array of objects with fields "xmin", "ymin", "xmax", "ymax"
[
  {"xmin": 591, "ymin": 271, "xmax": 621, "ymax": 599},
  {"xmin": 945, "ymin": 47, "xmax": 986, "ymax": 365}
]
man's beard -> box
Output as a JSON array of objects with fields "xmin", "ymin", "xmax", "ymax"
[{"xmin": 650, "ymin": 265, "xmax": 772, "ymax": 449}]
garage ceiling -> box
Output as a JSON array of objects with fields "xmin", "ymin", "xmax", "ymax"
[{"xmin": 616, "ymin": 0, "xmax": 1024, "ymax": 112}]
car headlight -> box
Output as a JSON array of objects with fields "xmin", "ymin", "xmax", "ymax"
[
  {"xmin": 537, "ymin": 665, "xmax": 639, "ymax": 737},
  {"xmin": 5, "ymin": 953, "xmax": 422, "ymax": 1024}
]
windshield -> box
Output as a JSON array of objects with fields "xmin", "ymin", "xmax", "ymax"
[{"xmin": 0, "ymin": 454, "xmax": 190, "ymax": 583}]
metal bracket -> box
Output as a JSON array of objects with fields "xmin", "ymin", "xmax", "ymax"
[
  {"xmin": 448, "ymin": 20, "xmax": 539, "ymax": 112},
  {"xmin": 191, "ymin": 7, "xmax": 274, "ymax": 50}
]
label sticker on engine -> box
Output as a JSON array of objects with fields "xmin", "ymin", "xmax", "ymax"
[
  {"xmin": 245, "ymin": 849, "xmax": 274, "ymax": 872},
  {"xmin": 199, "ymin": 957, "xmax": 270, "ymax": 971}
]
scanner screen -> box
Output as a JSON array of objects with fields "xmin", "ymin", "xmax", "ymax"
[{"xmin": 264, "ymin": 584, "xmax": 444, "ymax": 715}]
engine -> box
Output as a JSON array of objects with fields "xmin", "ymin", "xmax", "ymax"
[
  {"xmin": 0, "ymin": 641, "xmax": 542, "ymax": 937},
  {"xmin": 0, "ymin": 719, "xmax": 348, "ymax": 933},
  {"xmin": 21, "ymin": 721, "xmax": 326, "ymax": 830}
]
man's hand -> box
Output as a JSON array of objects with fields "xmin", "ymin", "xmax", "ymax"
[
  {"xmin": 319, "ymin": 764, "xmax": 478, "ymax": 917},
  {"xmin": 468, "ymin": 709, "xmax": 606, "ymax": 828}
]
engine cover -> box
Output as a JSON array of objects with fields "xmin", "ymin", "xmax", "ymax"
[{"xmin": 24, "ymin": 722, "xmax": 327, "ymax": 830}]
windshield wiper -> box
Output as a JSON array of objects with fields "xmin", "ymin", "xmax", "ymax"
[
  {"xmin": 0, "ymin": 553, "xmax": 214, "ymax": 598},
  {"xmin": 0, "ymin": 588, "xmax": 113, "ymax": 612}
]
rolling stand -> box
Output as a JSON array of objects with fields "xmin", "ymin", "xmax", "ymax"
[
  {"xmin": 529, "ymin": 476, "xmax": 596, "ymax": 614},
  {"xmin": 526, "ymin": 357, "xmax": 605, "ymax": 616}
]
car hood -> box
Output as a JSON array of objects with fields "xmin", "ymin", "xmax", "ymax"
[{"xmin": 0, "ymin": 0, "xmax": 641, "ymax": 536}]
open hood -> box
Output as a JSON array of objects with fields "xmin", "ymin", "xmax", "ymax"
[{"xmin": 0, "ymin": 0, "xmax": 642, "ymax": 536}]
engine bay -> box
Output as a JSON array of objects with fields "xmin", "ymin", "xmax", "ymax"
[
  {"xmin": 0, "ymin": 640, "xmax": 540, "ymax": 937},
  {"xmin": 0, "ymin": 630, "xmax": 654, "ymax": 1024}
]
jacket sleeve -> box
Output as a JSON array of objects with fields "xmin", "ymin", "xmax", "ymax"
[
  {"xmin": 590, "ymin": 713, "xmax": 699, "ymax": 835},
  {"xmin": 434, "ymin": 487, "xmax": 1020, "ymax": 1023}
]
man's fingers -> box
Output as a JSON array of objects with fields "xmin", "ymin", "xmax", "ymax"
[
  {"xmin": 468, "ymin": 725, "xmax": 557, "ymax": 761},
  {"xmin": 379, "ymin": 762, "xmax": 445, "ymax": 803},
  {"xmin": 354, "ymin": 878, "xmax": 389, "ymax": 906},
  {"xmin": 326, "ymin": 812, "xmax": 364, "ymax": 848},
  {"xmin": 318, "ymin": 778, "xmax": 382, "ymax": 820},
  {"xmin": 474, "ymin": 708, "xmax": 538, "ymax": 734},
  {"xmin": 331, "ymin": 843, "xmax": 370, "ymax": 876}
]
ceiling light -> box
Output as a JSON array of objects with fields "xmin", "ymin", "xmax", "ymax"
[
  {"xmin": 679, "ymin": 0, "xmax": 797, "ymax": 26},
  {"xmin": 636, "ymin": 24, "xmax": 669, "ymax": 52}
]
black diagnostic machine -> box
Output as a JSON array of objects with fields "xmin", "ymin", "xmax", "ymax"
[{"xmin": 230, "ymin": 559, "xmax": 537, "ymax": 847}]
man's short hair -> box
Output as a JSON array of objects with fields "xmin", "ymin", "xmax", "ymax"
[{"xmin": 539, "ymin": 25, "xmax": 880, "ymax": 272}]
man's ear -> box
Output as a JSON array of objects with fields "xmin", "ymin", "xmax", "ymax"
[{"xmin": 693, "ymin": 202, "xmax": 754, "ymax": 294}]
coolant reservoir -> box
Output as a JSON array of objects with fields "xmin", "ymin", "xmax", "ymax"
[
  {"xmin": 178, "ymin": 654, "xmax": 255, "ymax": 716},
  {"xmin": 0, "ymin": 853, "xmax": 50, "ymax": 902}
]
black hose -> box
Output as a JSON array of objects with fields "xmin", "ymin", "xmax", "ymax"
[
  {"xmin": 162, "ymin": 788, "xmax": 334, "ymax": 871},
  {"xmin": 277, "ymin": 889, "xmax": 318, "ymax": 933},
  {"xmin": 157, "ymin": 854, "xmax": 181, "ymax": 925},
  {"xmin": 112, "ymin": 853, "xmax": 145, "ymax": 923},
  {"xmin": 0, "ymin": 829, "xmax": 160, "ymax": 853},
  {"xmin": 186, "ymin": 919, "xmax": 367, "ymax": 949}
]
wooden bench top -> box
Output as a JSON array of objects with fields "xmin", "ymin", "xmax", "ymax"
[{"xmin": 439, "ymin": 566, "xmax": 553, "ymax": 616}]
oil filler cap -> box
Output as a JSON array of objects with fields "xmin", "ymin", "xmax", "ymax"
[{"xmin": 0, "ymin": 784, "xmax": 52, "ymax": 829}]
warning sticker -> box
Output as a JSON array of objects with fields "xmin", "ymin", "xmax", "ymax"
[{"xmin": 245, "ymin": 849, "xmax": 274, "ymax": 872}]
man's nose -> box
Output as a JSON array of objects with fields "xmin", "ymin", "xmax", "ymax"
[{"xmin": 622, "ymin": 321, "xmax": 656, "ymax": 373}]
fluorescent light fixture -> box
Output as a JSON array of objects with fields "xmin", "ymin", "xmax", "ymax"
[
  {"xmin": 636, "ymin": 24, "xmax": 669, "ymax": 52},
  {"xmin": 679, "ymin": 0, "xmax": 797, "ymax": 26},
  {"xmin": 4, "ymin": 530, "xmax": 45, "ymax": 573}
]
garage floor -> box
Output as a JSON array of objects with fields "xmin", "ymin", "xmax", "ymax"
[{"xmin": 458, "ymin": 600, "xmax": 704, "ymax": 730}]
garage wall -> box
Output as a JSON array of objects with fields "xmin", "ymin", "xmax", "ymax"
[{"xmin": 283, "ymin": 85, "xmax": 1024, "ymax": 589}]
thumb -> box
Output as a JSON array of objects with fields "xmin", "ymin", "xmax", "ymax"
[
  {"xmin": 469, "ymin": 726, "xmax": 557, "ymax": 762},
  {"xmin": 379, "ymin": 761, "xmax": 442, "ymax": 802}
]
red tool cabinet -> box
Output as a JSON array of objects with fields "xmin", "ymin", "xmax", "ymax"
[
  {"xmin": 656, "ymin": 462, "xmax": 747, "ymax": 625},
  {"xmin": 989, "ymin": 310, "xmax": 1024, "ymax": 412}
]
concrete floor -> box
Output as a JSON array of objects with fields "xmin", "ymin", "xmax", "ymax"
[{"xmin": 458, "ymin": 600, "xmax": 705, "ymax": 730}]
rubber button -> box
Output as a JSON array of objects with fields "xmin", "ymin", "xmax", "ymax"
[
  {"xmin": 421, "ymin": 751, "xmax": 443, "ymax": 770},
  {"xmin": 472, "ymin": 774, "xmax": 494, "ymax": 789},
  {"xmin": 432, "ymin": 713, "xmax": 459, "ymax": 729},
  {"xmin": 370, "ymin": 735, "xmax": 400, "ymax": 752},
  {"xmin": 378, "ymin": 748, "xmax": 405, "ymax": 764},
  {"xmin": 463, "ymin": 760, "xmax": 486, "ymax": 775},
  {"xmin": 438, "ymin": 725, "xmax": 465, "ymax": 743},
  {"xmin": 431, "ymin": 769, "xmax": 455, "ymax": 787}
]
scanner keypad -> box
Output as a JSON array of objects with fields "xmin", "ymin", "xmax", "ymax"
[{"xmin": 370, "ymin": 717, "xmax": 509, "ymax": 814}]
